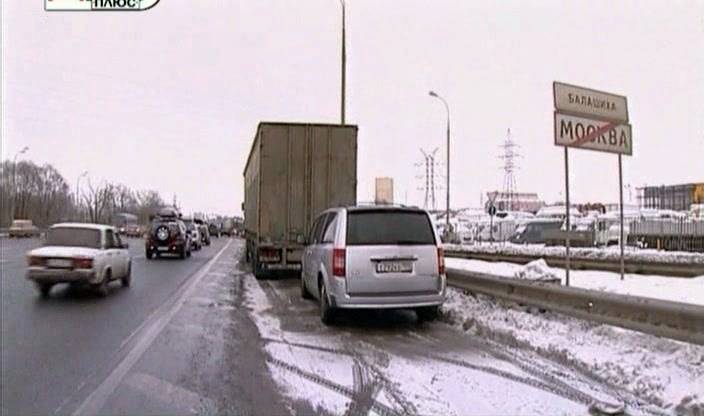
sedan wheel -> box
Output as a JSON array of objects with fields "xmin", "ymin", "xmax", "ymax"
[
  {"xmin": 37, "ymin": 283, "xmax": 53, "ymax": 299},
  {"xmin": 121, "ymin": 263, "xmax": 132, "ymax": 287},
  {"xmin": 95, "ymin": 271, "xmax": 110, "ymax": 297}
]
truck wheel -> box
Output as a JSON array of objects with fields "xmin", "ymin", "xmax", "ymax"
[{"xmin": 252, "ymin": 256, "xmax": 265, "ymax": 280}]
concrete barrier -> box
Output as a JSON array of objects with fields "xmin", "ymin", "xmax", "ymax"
[
  {"xmin": 445, "ymin": 250, "xmax": 704, "ymax": 278},
  {"xmin": 447, "ymin": 268, "xmax": 704, "ymax": 345}
]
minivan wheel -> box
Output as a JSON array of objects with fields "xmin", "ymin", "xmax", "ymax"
[
  {"xmin": 300, "ymin": 275, "xmax": 312, "ymax": 299},
  {"xmin": 179, "ymin": 246, "xmax": 187, "ymax": 259},
  {"xmin": 146, "ymin": 250, "xmax": 153, "ymax": 260},
  {"xmin": 416, "ymin": 306, "xmax": 439, "ymax": 322},
  {"xmin": 319, "ymin": 283, "xmax": 336, "ymax": 325}
]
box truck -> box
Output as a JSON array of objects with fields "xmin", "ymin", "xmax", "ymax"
[{"xmin": 243, "ymin": 122, "xmax": 358, "ymax": 278}]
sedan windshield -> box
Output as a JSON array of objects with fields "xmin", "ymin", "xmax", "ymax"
[{"xmin": 46, "ymin": 228, "xmax": 101, "ymax": 249}]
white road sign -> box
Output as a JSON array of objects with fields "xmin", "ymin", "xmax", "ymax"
[
  {"xmin": 553, "ymin": 82, "xmax": 628, "ymax": 123},
  {"xmin": 554, "ymin": 112, "xmax": 632, "ymax": 155}
]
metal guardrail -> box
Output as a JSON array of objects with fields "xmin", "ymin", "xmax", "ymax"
[
  {"xmin": 445, "ymin": 250, "xmax": 704, "ymax": 278},
  {"xmin": 447, "ymin": 268, "xmax": 704, "ymax": 345}
]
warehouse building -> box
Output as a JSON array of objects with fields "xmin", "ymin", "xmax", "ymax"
[{"xmin": 637, "ymin": 183, "xmax": 704, "ymax": 211}]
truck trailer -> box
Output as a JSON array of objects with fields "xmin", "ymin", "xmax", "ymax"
[{"xmin": 243, "ymin": 122, "xmax": 358, "ymax": 278}]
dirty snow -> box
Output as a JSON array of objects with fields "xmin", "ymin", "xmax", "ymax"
[
  {"xmin": 447, "ymin": 257, "xmax": 704, "ymax": 306},
  {"xmin": 442, "ymin": 287, "xmax": 704, "ymax": 415},
  {"xmin": 444, "ymin": 243, "xmax": 704, "ymax": 265},
  {"xmin": 513, "ymin": 259, "xmax": 560, "ymax": 281},
  {"xmin": 243, "ymin": 274, "xmax": 588, "ymax": 415}
]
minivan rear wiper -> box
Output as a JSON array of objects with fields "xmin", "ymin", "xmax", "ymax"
[{"xmin": 394, "ymin": 240, "xmax": 428, "ymax": 245}]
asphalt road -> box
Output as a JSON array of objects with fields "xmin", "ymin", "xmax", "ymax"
[
  {"xmin": 2, "ymin": 237, "xmax": 654, "ymax": 415},
  {"xmin": 1, "ymin": 236, "xmax": 230, "ymax": 415}
]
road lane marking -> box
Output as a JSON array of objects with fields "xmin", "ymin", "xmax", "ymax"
[
  {"xmin": 123, "ymin": 372, "xmax": 216, "ymax": 413},
  {"xmin": 71, "ymin": 239, "xmax": 232, "ymax": 416}
]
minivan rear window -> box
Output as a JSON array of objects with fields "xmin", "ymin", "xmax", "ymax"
[{"xmin": 346, "ymin": 210, "xmax": 436, "ymax": 246}]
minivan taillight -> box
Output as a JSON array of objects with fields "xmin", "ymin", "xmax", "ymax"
[
  {"xmin": 332, "ymin": 248, "xmax": 346, "ymax": 278},
  {"xmin": 437, "ymin": 247, "xmax": 445, "ymax": 275}
]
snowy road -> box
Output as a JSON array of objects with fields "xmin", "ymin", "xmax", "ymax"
[
  {"xmin": 3, "ymin": 237, "xmax": 698, "ymax": 415},
  {"xmin": 239, "ymin": 241, "xmax": 661, "ymax": 415}
]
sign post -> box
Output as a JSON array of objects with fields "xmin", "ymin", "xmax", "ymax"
[
  {"xmin": 564, "ymin": 147, "xmax": 571, "ymax": 286},
  {"xmin": 553, "ymin": 82, "xmax": 632, "ymax": 284},
  {"xmin": 488, "ymin": 204, "xmax": 497, "ymax": 244}
]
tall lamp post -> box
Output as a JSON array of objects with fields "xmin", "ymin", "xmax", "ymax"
[
  {"xmin": 12, "ymin": 146, "xmax": 29, "ymax": 219},
  {"xmin": 428, "ymin": 91, "xmax": 450, "ymax": 230},
  {"xmin": 339, "ymin": 0, "xmax": 346, "ymax": 124},
  {"xmin": 76, "ymin": 171, "xmax": 88, "ymax": 221}
]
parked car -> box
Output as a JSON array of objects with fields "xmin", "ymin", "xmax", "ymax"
[
  {"xmin": 9, "ymin": 219, "xmax": 40, "ymax": 238},
  {"xmin": 182, "ymin": 217, "xmax": 202, "ymax": 251},
  {"xmin": 25, "ymin": 223, "xmax": 131, "ymax": 298},
  {"xmin": 509, "ymin": 219, "xmax": 563, "ymax": 244},
  {"xmin": 145, "ymin": 214, "xmax": 191, "ymax": 259},
  {"xmin": 300, "ymin": 206, "xmax": 446, "ymax": 325}
]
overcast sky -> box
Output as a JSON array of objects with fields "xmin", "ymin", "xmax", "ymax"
[{"xmin": 3, "ymin": 0, "xmax": 703, "ymax": 215}]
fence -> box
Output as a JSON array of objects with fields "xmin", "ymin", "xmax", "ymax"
[{"xmin": 629, "ymin": 219, "xmax": 704, "ymax": 252}]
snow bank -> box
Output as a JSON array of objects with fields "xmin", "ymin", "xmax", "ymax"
[
  {"xmin": 446, "ymin": 258, "xmax": 704, "ymax": 306},
  {"xmin": 444, "ymin": 243, "xmax": 704, "ymax": 265},
  {"xmin": 513, "ymin": 259, "xmax": 560, "ymax": 281},
  {"xmin": 441, "ymin": 288, "xmax": 704, "ymax": 415}
]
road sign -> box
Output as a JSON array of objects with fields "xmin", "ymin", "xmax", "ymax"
[
  {"xmin": 554, "ymin": 112, "xmax": 633, "ymax": 155},
  {"xmin": 553, "ymin": 82, "xmax": 628, "ymax": 123},
  {"xmin": 488, "ymin": 205, "xmax": 497, "ymax": 216}
]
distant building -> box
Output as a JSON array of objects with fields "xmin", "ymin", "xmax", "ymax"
[
  {"xmin": 637, "ymin": 183, "xmax": 704, "ymax": 211},
  {"xmin": 375, "ymin": 177, "xmax": 394, "ymax": 205},
  {"xmin": 485, "ymin": 191, "xmax": 543, "ymax": 213}
]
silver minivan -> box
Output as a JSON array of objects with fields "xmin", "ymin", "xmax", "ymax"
[{"xmin": 300, "ymin": 206, "xmax": 446, "ymax": 325}]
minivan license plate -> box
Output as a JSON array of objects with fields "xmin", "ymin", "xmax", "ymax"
[{"xmin": 376, "ymin": 261, "xmax": 413, "ymax": 274}]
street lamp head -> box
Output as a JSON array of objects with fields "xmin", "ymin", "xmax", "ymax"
[{"xmin": 428, "ymin": 91, "xmax": 438, "ymax": 97}]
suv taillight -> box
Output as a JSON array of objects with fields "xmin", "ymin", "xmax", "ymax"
[
  {"xmin": 332, "ymin": 248, "xmax": 346, "ymax": 278},
  {"xmin": 437, "ymin": 247, "xmax": 445, "ymax": 275}
]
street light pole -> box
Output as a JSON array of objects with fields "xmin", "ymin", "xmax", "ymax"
[
  {"xmin": 429, "ymin": 91, "xmax": 450, "ymax": 229},
  {"xmin": 11, "ymin": 146, "xmax": 29, "ymax": 219},
  {"xmin": 76, "ymin": 171, "xmax": 88, "ymax": 221},
  {"xmin": 339, "ymin": 0, "xmax": 346, "ymax": 124}
]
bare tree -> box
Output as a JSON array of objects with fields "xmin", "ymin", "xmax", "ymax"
[{"xmin": 83, "ymin": 180, "xmax": 115, "ymax": 224}]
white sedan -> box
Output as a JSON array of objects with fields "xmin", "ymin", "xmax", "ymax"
[{"xmin": 26, "ymin": 223, "xmax": 132, "ymax": 298}]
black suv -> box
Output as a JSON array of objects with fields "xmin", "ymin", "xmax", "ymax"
[{"xmin": 145, "ymin": 209, "xmax": 191, "ymax": 259}]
